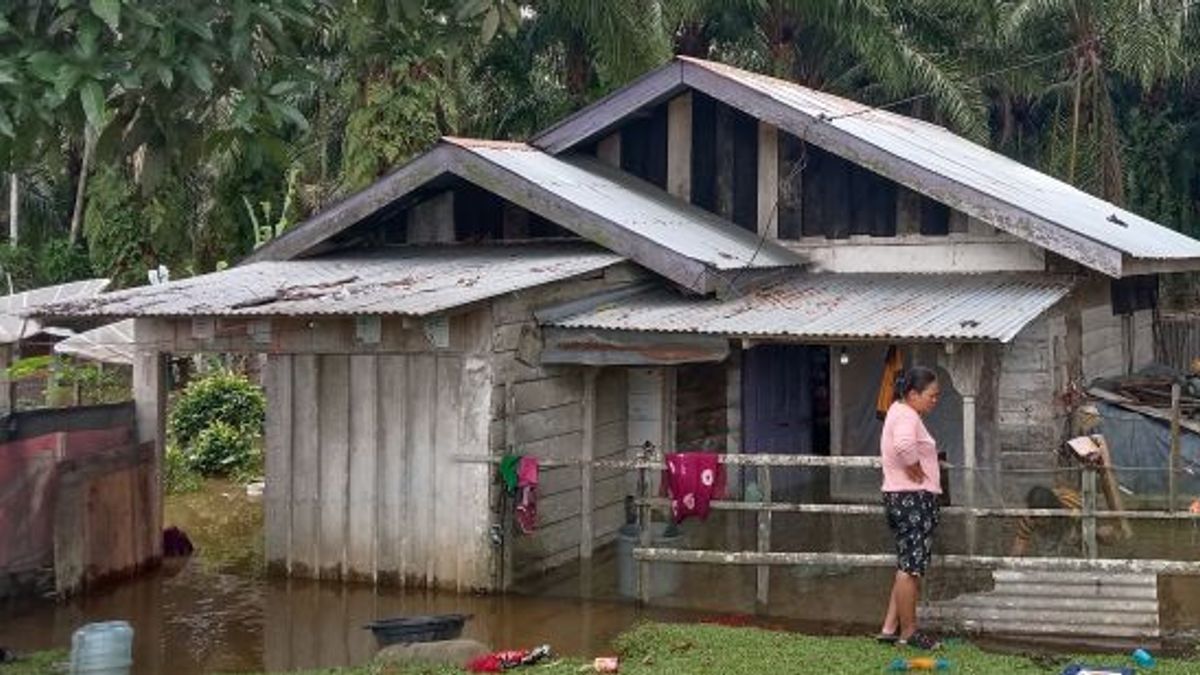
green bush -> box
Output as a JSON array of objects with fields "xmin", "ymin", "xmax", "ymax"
[
  {"xmin": 37, "ymin": 238, "xmax": 94, "ymax": 285},
  {"xmin": 165, "ymin": 444, "xmax": 202, "ymax": 494},
  {"xmin": 168, "ymin": 371, "xmax": 265, "ymax": 478}
]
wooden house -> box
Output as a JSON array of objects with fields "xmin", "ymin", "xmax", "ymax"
[{"xmin": 33, "ymin": 57, "xmax": 1200, "ymax": 592}]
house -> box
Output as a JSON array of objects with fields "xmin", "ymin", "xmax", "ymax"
[{"xmin": 33, "ymin": 56, "xmax": 1200, "ymax": 592}]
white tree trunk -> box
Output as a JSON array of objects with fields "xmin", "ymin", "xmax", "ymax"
[
  {"xmin": 7, "ymin": 173, "xmax": 16, "ymax": 245},
  {"xmin": 69, "ymin": 133, "xmax": 95, "ymax": 245}
]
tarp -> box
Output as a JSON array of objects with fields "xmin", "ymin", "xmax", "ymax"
[
  {"xmin": 1096, "ymin": 401, "xmax": 1200, "ymax": 499},
  {"xmin": 53, "ymin": 319, "xmax": 134, "ymax": 366}
]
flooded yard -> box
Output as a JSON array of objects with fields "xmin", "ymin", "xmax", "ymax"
[{"xmin": 0, "ymin": 480, "xmax": 1197, "ymax": 673}]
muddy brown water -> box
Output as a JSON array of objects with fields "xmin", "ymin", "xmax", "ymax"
[{"xmin": 1, "ymin": 482, "xmax": 1198, "ymax": 672}]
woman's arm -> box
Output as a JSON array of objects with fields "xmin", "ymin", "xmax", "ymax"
[{"xmin": 892, "ymin": 416, "xmax": 927, "ymax": 483}]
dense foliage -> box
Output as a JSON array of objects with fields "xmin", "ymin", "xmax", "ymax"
[
  {"xmin": 1, "ymin": 1, "xmax": 1199, "ymax": 299},
  {"xmin": 167, "ymin": 370, "xmax": 265, "ymax": 478}
]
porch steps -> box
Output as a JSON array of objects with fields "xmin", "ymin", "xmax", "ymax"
[{"xmin": 920, "ymin": 570, "xmax": 1160, "ymax": 640}]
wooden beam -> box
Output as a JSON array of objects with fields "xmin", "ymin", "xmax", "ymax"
[
  {"xmin": 666, "ymin": 94, "xmax": 692, "ymax": 200},
  {"xmin": 265, "ymin": 354, "xmax": 293, "ymax": 575},
  {"xmin": 757, "ymin": 122, "xmax": 778, "ymax": 238},
  {"xmin": 533, "ymin": 61, "xmax": 686, "ymax": 154},
  {"xmin": 580, "ymin": 369, "xmax": 598, "ymax": 561},
  {"xmin": 1170, "ymin": 382, "xmax": 1181, "ymax": 512},
  {"xmin": 246, "ymin": 145, "xmax": 453, "ymax": 262},
  {"xmin": 132, "ymin": 319, "xmax": 166, "ymax": 560},
  {"xmin": 755, "ymin": 465, "xmax": 771, "ymax": 614},
  {"xmin": 596, "ymin": 134, "xmax": 621, "ymax": 168}
]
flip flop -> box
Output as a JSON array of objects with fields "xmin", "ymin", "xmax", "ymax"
[{"xmin": 875, "ymin": 631, "xmax": 899, "ymax": 644}]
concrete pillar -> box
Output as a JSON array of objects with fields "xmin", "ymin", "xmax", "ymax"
[{"xmin": 133, "ymin": 319, "xmax": 167, "ymax": 559}]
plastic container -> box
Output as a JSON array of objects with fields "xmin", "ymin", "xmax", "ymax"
[
  {"xmin": 363, "ymin": 614, "xmax": 468, "ymax": 648},
  {"xmin": 888, "ymin": 657, "xmax": 950, "ymax": 672},
  {"xmin": 69, "ymin": 621, "xmax": 133, "ymax": 675},
  {"xmin": 1132, "ymin": 648, "xmax": 1155, "ymax": 669},
  {"xmin": 617, "ymin": 521, "xmax": 682, "ymax": 599}
]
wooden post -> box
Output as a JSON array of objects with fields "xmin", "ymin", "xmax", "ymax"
[
  {"xmin": 0, "ymin": 343, "xmax": 12, "ymax": 414},
  {"xmin": 757, "ymin": 122, "xmax": 779, "ymax": 238},
  {"xmin": 1170, "ymin": 382, "xmax": 1181, "ymax": 512},
  {"xmin": 1082, "ymin": 465, "xmax": 1098, "ymax": 559},
  {"xmin": 962, "ymin": 393, "xmax": 977, "ymax": 554},
  {"xmin": 132, "ymin": 319, "xmax": 167, "ymax": 560},
  {"xmin": 666, "ymin": 93, "xmax": 692, "ymax": 201},
  {"xmin": 636, "ymin": 443, "xmax": 653, "ymax": 606},
  {"xmin": 579, "ymin": 368, "xmax": 598, "ymax": 562},
  {"xmin": 755, "ymin": 464, "xmax": 772, "ymax": 614},
  {"xmin": 501, "ymin": 381, "xmax": 517, "ymax": 590}
]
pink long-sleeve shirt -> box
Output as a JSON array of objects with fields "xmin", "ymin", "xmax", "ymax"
[{"xmin": 880, "ymin": 401, "xmax": 941, "ymax": 494}]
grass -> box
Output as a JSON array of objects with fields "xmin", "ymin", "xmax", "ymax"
[
  {"xmin": 0, "ymin": 649, "xmax": 67, "ymax": 674},
  {"xmin": 236, "ymin": 623, "xmax": 1200, "ymax": 675}
]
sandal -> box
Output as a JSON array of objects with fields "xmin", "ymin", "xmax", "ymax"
[
  {"xmin": 875, "ymin": 631, "xmax": 899, "ymax": 644},
  {"xmin": 898, "ymin": 632, "xmax": 941, "ymax": 651}
]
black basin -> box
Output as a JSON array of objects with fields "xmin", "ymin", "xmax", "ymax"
[{"xmin": 363, "ymin": 613, "xmax": 469, "ymax": 647}]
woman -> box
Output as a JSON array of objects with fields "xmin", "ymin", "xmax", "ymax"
[{"xmin": 877, "ymin": 366, "xmax": 942, "ymax": 650}]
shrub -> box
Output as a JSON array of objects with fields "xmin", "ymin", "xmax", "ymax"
[
  {"xmin": 168, "ymin": 371, "xmax": 265, "ymax": 478},
  {"xmin": 186, "ymin": 421, "xmax": 258, "ymax": 477},
  {"xmin": 165, "ymin": 444, "xmax": 202, "ymax": 494},
  {"xmin": 37, "ymin": 238, "xmax": 94, "ymax": 285}
]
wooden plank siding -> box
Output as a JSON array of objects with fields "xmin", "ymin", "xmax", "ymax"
[{"xmin": 263, "ymin": 310, "xmax": 494, "ymax": 591}]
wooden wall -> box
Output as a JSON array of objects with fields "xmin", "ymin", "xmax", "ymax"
[
  {"xmin": 487, "ymin": 270, "xmax": 635, "ymax": 582},
  {"xmin": 675, "ymin": 362, "xmax": 727, "ymax": 451},
  {"xmin": 263, "ymin": 312, "xmax": 494, "ymax": 591}
]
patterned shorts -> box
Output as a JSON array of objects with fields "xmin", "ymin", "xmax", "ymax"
[{"xmin": 883, "ymin": 491, "xmax": 939, "ymax": 577}]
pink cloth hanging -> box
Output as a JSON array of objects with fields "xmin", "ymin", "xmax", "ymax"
[
  {"xmin": 664, "ymin": 453, "xmax": 725, "ymax": 523},
  {"xmin": 515, "ymin": 456, "xmax": 539, "ymax": 534}
]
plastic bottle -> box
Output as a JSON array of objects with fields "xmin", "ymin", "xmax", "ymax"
[
  {"xmin": 70, "ymin": 621, "xmax": 133, "ymax": 675},
  {"xmin": 1132, "ymin": 648, "xmax": 1155, "ymax": 669},
  {"xmin": 888, "ymin": 657, "xmax": 951, "ymax": 672}
]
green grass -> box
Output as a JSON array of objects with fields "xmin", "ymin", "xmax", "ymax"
[
  {"xmin": 0, "ymin": 649, "xmax": 67, "ymax": 674},
  {"xmin": 242, "ymin": 623, "xmax": 1200, "ymax": 675}
]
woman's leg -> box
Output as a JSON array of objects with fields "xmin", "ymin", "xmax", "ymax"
[
  {"xmin": 880, "ymin": 578, "xmax": 899, "ymax": 634},
  {"xmin": 895, "ymin": 571, "xmax": 921, "ymax": 638}
]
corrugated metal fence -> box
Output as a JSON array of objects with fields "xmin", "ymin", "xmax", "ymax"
[{"xmin": 1155, "ymin": 314, "xmax": 1200, "ymax": 372}]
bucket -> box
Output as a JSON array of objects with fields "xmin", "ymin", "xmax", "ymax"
[
  {"xmin": 617, "ymin": 522, "xmax": 682, "ymax": 599},
  {"xmin": 363, "ymin": 613, "xmax": 468, "ymax": 648},
  {"xmin": 69, "ymin": 621, "xmax": 133, "ymax": 675}
]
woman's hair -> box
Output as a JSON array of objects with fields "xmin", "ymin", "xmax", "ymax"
[{"xmin": 896, "ymin": 366, "xmax": 939, "ymax": 401}]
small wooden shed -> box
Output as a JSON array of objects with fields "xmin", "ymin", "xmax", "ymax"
[{"xmin": 32, "ymin": 56, "xmax": 1200, "ymax": 591}]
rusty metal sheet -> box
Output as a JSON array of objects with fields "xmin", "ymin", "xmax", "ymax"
[
  {"xmin": 545, "ymin": 273, "xmax": 1074, "ymax": 343},
  {"xmin": 29, "ymin": 244, "xmax": 623, "ymax": 319}
]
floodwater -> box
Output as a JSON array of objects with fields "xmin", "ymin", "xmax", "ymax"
[{"xmin": 1, "ymin": 482, "xmax": 1199, "ymax": 672}]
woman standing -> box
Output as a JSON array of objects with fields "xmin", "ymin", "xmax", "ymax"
[{"xmin": 877, "ymin": 366, "xmax": 942, "ymax": 650}]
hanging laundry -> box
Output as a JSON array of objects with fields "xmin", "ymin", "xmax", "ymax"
[
  {"xmin": 515, "ymin": 456, "xmax": 539, "ymax": 534},
  {"xmin": 664, "ymin": 453, "xmax": 724, "ymax": 523},
  {"xmin": 498, "ymin": 455, "xmax": 521, "ymax": 493},
  {"xmin": 876, "ymin": 345, "xmax": 904, "ymax": 420}
]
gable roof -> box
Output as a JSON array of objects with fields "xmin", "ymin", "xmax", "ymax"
[
  {"xmin": 31, "ymin": 243, "xmax": 623, "ymax": 319},
  {"xmin": 533, "ymin": 57, "xmax": 1200, "ymax": 278},
  {"xmin": 247, "ymin": 138, "xmax": 802, "ymax": 295}
]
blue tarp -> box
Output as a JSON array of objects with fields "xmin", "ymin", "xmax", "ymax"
[{"xmin": 1096, "ymin": 402, "xmax": 1200, "ymax": 498}]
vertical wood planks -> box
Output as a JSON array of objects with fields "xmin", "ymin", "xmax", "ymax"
[
  {"xmin": 667, "ymin": 93, "xmax": 693, "ymax": 200},
  {"xmin": 407, "ymin": 354, "xmax": 438, "ymax": 585},
  {"xmin": 433, "ymin": 355, "xmax": 463, "ymax": 587},
  {"xmin": 376, "ymin": 355, "xmax": 408, "ymax": 584},
  {"xmin": 457, "ymin": 355, "xmax": 493, "ymax": 589},
  {"xmin": 348, "ymin": 355, "xmax": 378, "ymax": 581},
  {"xmin": 579, "ymin": 369, "xmax": 598, "ymax": 561},
  {"xmin": 319, "ymin": 355, "xmax": 351, "ymax": 580},
  {"xmin": 291, "ymin": 354, "xmax": 320, "ymax": 578},
  {"xmin": 757, "ymin": 122, "xmax": 779, "ymax": 238},
  {"xmin": 596, "ymin": 133, "xmax": 621, "ymax": 168},
  {"xmin": 265, "ymin": 354, "xmax": 293, "ymax": 574}
]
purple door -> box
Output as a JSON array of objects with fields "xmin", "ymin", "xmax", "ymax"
[{"xmin": 743, "ymin": 345, "xmax": 815, "ymax": 500}]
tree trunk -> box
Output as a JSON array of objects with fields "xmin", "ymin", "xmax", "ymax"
[
  {"xmin": 7, "ymin": 173, "xmax": 17, "ymax": 245},
  {"xmin": 68, "ymin": 132, "xmax": 95, "ymax": 245}
]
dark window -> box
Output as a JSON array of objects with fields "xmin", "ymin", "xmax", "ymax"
[
  {"xmin": 620, "ymin": 105, "xmax": 668, "ymax": 188},
  {"xmin": 1111, "ymin": 275, "xmax": 1159, "ymax": 315}
]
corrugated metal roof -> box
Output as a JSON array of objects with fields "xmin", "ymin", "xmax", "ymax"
[
  {"xmin": 545, "ymin": 273, "xmax": 1073, "ymax": 343},
  {"xmin": 683, "ymin": 57, "xmax": 1200, "ymax": 263},
  {"xmin": 447, "ymin": 138, "xmax": 800, "ymax": 272},
  {"xmin": 31, "ymin": 244, "xmax": 622, "ymax": 319},
  {"xmin": 54, "ymin": 319, "xmax": 134, "ymax": 365},
  {"xmin": 0, "ymin": 278, "xmax": 110, "ymax": 342}
]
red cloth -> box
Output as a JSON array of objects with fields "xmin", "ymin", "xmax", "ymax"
[
  {"xmin": 515, "ymin": 456, "xmax": 538, "ymax": 535},
  {"xmin": 664, "ymin": 452, "xmax": 724, "ymax": 523}
]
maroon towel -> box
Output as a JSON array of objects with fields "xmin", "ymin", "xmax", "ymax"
[{"xmin": 664, "ymin": 453, "xmax": 725, "ymax": 523}]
